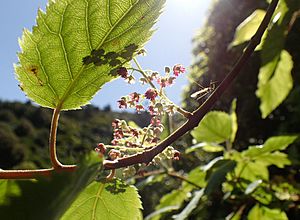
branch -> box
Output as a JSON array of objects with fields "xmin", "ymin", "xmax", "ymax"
[
  {"xmin": 0, "ymin": 166, "xmax": 76, "ymax": 179},
  {"xmin": 104, "ymin": 0, "xmax": 279, "ymax": 170}
]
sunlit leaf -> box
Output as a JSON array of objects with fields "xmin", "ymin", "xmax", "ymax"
[
  {"xmin": 245, "ymin": 180, "xmax": 263, "ymax": 195},
  {"xmin": 191, "ymin": 111, "xmax": 232, "ymax": 144},
  {"xmin": 186, "ymin": 142, "xmax": 224, "ymax": 154},
  {"xmin": 62, "ymin": 179, "xmax": 142, "ymax": 220},
  {"xmin": 15, "ymin": 0, "xmax": 165, "ymax": 110},
  {"xmin": 256, "ymin": 0, "xmax": 297, "ymax": 118},
  {"xmin": 0, "ymin": 180, "xmax": 20, "ymax": 205},
  {"xmin": 173, "ymin": 189, "xmax": 204, "ymax": 220},
  {"xmin": 261, "ymin": 151, "xmax": 291, "ymax": 168},
  {"xmin": 243, "ymin": 135, "xmax": 297, "ymax": 158},
  {"xmin": 185, "ymin": 167, "xmax": 206, "ymax": 189},
  {"xmin": 248, "ymin": 204, "xmax": 288, "ymax": 220},
  {"xmin": 256, "ymin": 50, "xmax": 293, "ymax": 118},
  {"xmin": 230, "ymin": 99, "xmax": 238, "ymax": 143},
  {"xmin": 201, "ymin": 156, "xmax": 224, "ymax": 172},
  {"xmin": 230, "ymin": 9, "xmax": 266, "ymax": 47}
]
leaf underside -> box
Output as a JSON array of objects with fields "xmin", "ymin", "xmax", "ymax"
[
  {"xmin": 62, "ymin": 180, "xmax": 142, "ymax": 220},
  {"xmin": 15, "ymin": 0, "xmax": 165, "ymax": 110}
]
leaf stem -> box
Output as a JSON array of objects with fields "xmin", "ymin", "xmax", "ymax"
[
  {"xmin": 103, "ymin": 0, "xmax": 279, "ymax": 170},
  {"xmin": 49, "ymin": 108, "xmax": 77, "ymax": 170}
]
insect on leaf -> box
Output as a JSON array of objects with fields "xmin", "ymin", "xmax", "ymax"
[{"xmin": 15, "ymin": 0, "xmax": 166, "ymax": 110}]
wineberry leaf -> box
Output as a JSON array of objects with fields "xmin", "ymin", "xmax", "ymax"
[
  {"xmin": 15, "ymin": 0, "xmax": 165, "ymax": 110},
  {"xmin": 62, "ymin": 179, "xmax": 142, "ymax": 220}
]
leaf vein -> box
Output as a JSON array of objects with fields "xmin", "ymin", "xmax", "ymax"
[
  {"xmin": 106, "ymin": 0, "xmax": 113, "ymax": 27},
  {"xmin": 85, "ymin": 0, "xmax": 92, "ymax": 50},
  {"xmin": 91, "ymin": 183, "xmax": 105, "ymax": 220},
  {"xmin": 25, "ymin": 31, "xmax": 59, "ymax": 99},
  {"xmin": 58, "ymin": 4, "xmax": 73, "ymax": 80}
]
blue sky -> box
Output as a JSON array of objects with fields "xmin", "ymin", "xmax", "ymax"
[{"xmin": 0, "ymin": 0, "xmax": 211, "ymax": 110}]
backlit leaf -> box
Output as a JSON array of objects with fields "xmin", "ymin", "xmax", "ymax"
[
  {"xmin": 191, "ymin": 111, "xmax": 232, "ymax": 144},
  {"xmin": 245, "ymin": 180, "xmax": 263, "ymax": 195},
  {"xmin": 248, "ymin": 204, "xmax": 288, "ymax": 220},
  {"xmin": 230, "ymin": 10, "xmax": 266, "ymax": 47},
  {"xmin": 256, "ymin": 50, "xmax": 293, "ymax": 118},
  {"xmin": 62, "ymin": 179, "xmax": 142, "ymax": 220},
  {"xmin": 15, "ymin": 0, "xmax": 165, "ymax": 110},
  {"xmin": 243, "ymin": 135, "xmax": 297, "ymax": 158}
]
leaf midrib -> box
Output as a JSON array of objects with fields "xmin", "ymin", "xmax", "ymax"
[
  {"xmin": 57, "ymin": 0, "xmax": 140, "ymax": 109},
  {"xmin": 92, "ymin": 183, "xmax": 104, "ymax": 220}
]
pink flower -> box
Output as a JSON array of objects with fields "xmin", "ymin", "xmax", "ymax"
[
  {"xmin": 112, "ymin": 119, "xmax": 120, "ymax": 129},
  {"xmin": 117, "ymin": 97, "xmax": 127, "ymax": 109},
  {"xmin": 157, "ymin": 77, "xmax": 168, "ymax": 88},
  {"xmin": 129, "ymin": 92, "xmax": 140, "ymax": 103},
  {"xmin": 111, "ymin": 139, "xmax": 119, "ymax": 146},
  {"xmin": 150, "ymin": 116, "xmax": 161, "ymax": 126},
  {"xmin": 95, "ymin": 143, "xmax": 106, "ymax": 155},
  {"xmin": 173, "ymin": 150, "xmax": 180, "ymax": 160},
  {"xmin": 109, "ymin": 149, "xmax": 121, "ymax": 160},
  {"xmin": 148, "ymin": 105, "xmax": 158, "ymax": 115},
  {"xmin": 173, "ymin": 64, "xmax": 185, "ymax": 76},
  {"xmin": 114, "ymin": 129, "xmax": 124, "ymax": 139},
  {"xmin": 145, "ymin": 88, "xmax": 158, "ymax": 101},
  {"xmin": 130, "ymin": 128, "xmax": 139, "ymax": 137},
  {"xmin": 126, "ymin": 75, "xmax": 136, "ymax": 84},
  {"xmin": 136, "ymin": 104, "xmax": 144, "ymax": 113}
]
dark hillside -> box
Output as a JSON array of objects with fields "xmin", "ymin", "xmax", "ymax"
[{"xmin": 0, "ymin": 100, "xmax": 150, "ymax": 169}]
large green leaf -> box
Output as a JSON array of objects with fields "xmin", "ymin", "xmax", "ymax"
[
  {"xmin": 243, "ymin": 135, "xmax": 297, "ymax": 158},
  {"xmin": 256, "ymin": 0, "xmax": 298, "ymax": 118},
  {"xmin": 191, "ymin": 111, "xmax": 232, "ymax": 144},
  {"xmin": 248, "ymin": 204, "xmax": 288, "ymax": 220},
  {"xmin": 230, "ymin": 9, "xmax": 266, "ymax": 47},
  {"xmin": 0, "ymin": 152, "xmax": 102, "ymax": 220},
  {"xmin": 15, "ymin": 0, "xmax": 165, "ymax": 110},
  {"xmin": 256, "ymin": 50, "xmax": 293, "ymax": 118},
  {"xmin": 62, "ymin": 179, "xmax": 142, "ymax": 220}
]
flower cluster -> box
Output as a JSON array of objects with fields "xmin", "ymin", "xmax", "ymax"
[{"xmin": 116, "ymin": 64, "xmax": 186, "ymax": 117}]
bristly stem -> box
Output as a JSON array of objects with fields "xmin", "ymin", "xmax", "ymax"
[
  {"xmin": 103, "ymin": 0, "xmax": 279, "ymax": 170},
  {"xmin": 49, "ymin": 108, "xmax": 63, "ymax": 168}
]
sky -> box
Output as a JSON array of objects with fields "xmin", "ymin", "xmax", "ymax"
[{"xmin": 0, "ymin": 0, "xmax": 211, "ymax": 110}]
